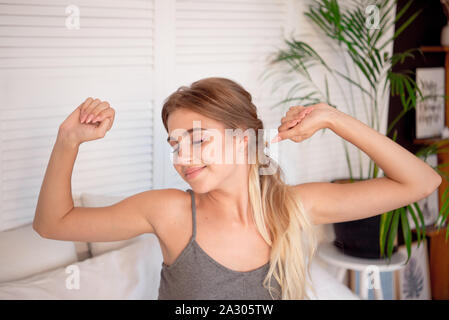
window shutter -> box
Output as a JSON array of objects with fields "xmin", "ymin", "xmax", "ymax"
[{"xmin": 0, "ymin": 0, "xmax": 156, "ymax": 231}]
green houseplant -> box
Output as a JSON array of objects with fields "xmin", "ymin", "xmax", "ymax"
[{"xmin": 261, "ymin": 0, "xmax": 449, "ymax": 261}]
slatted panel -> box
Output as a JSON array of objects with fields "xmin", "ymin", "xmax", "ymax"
[
  {"xmin": 0, "ymin": 1, "xmax": 155, "ymax": 231},
  {"xmin": 175, "ymin": 0, "xmax": 287, "ymax": 65},
  {"xmin": 0, "ymin": 0, "xmax": 154, "ymax": 69}
]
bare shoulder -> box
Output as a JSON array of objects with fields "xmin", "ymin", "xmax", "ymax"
[
  {"xmin": 290, "ymin": 182, "xmax": 328, "ymax": 225},
  {"xmin": 139, "ymin": 188, "xmax": 192, "ymax": 236}
]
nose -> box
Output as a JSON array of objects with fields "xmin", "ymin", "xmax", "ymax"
[{"xmin": 175, "ymin": 142, "xmax": 202, "ymax": 165}]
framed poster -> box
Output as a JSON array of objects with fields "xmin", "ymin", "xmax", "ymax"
[
  {"xmin": 415, "ymin": 67, "xmax": 445, "ymax": 139},
  {"xmin": 407, "ymin": 154, "xmax": 440, "ymax": 228},
  {"xmin": 398, "ymin": 241, "xmax": 432, "ymax": 300}
]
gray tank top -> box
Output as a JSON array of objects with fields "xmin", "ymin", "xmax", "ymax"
[{"xmin": 158, "ymin": 188, "xmax": 282, "ymax": 300}]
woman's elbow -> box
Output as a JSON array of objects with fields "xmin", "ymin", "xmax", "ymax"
[{"xmin": 424, "ymin": 172, "xmax": 442, "ymax": 196}]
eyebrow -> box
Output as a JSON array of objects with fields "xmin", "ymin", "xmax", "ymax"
[{"xmin": 166, "ymin": 128, "xmax": 206, "ymax": 143}]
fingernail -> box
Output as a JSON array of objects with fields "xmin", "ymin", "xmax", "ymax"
[
  {"xmin": 86, "ymin": 115, "xmax": 93, "ymax": 123},
  {"xmin": 271, "ymin": 134, "xmax": 281, "ymax": 143},
  {"xmin": 92, "ymin": 116, "xmax": 99, "ymax": 123}
]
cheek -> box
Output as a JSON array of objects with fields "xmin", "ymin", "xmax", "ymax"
[
  {"xmin": 201, "ymin": 141, "xmax": 223, "ymax": 164},
  {"xmin": 173, "ymin": 164, "xmax": 183, "ymax": 175},
  {"xmin": 205, "ymin": 164, "xmax": 232, "ymax": 179}
]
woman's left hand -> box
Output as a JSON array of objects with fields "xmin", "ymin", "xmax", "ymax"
[{"xmin": 271, "ymin": 103, "xmax": 336, "ymax": 143}]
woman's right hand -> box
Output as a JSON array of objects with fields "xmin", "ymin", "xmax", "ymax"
[{"xmin": 58, "ymin": 97, "xmax": 115, "ymax": 147}]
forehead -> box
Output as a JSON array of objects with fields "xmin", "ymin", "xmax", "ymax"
[{"xmin": 166, "ymin": 108, "xmax": 224, "ymax": 133}]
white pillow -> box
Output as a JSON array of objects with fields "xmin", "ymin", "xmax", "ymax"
[
  {"xmin": 0, "ymin": 223, "xmax": 78, "ymax": 283},
  {"xmin": 0, "ymin": 234, "xmax": 163, "ymax": 299},
  {"xmin": 80, "ymin": 192, "xmax": 145, "ymax": 256}
]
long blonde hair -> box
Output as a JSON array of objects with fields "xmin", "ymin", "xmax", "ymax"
[{"xmin": 161, "ymin": 77, "xmax": 318, "ymax": 299}]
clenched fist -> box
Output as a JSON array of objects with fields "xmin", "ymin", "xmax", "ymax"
[
  {"xmin": 58, "ymin": 97, "xmax": 115, "ymax": 147},
  {"xmin": 272, "ymin": 103, "xmax": 335, "ymax": 143}
]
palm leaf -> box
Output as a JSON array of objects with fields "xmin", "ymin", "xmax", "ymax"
[
  {"xmin": 387, "ymin": 210, "xmax": 400, "ymax": 259},
  {"xmin": 412, "ymin": 202, "xmax": 427, "ymax": 238},
  {"xmin": 380, "ymin": 210, "xmax": 394, "ymax": 257},
  {"xmin": 400, "ymin": 207, "xmax": 412, "ymax": 263},
  {"xmin": 407, "ymin": 204, "xmax": 422, "ymax": 246}
]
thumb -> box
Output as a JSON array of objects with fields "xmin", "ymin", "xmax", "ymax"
[{"xmin": 95, "ymin": 117, "xmax": 111, "ymax": 138}]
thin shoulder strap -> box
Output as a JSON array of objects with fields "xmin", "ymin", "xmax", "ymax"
[{"xmin": 186, "ymin": 188, "xmax": 197, "ymax": 240}]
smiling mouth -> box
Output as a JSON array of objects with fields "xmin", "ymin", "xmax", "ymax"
[{"xmin": 184, "ymin": 165, "xmax": 207, "ymax": 178}]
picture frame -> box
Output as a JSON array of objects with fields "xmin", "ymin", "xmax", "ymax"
[
  {"xmin": 397, "ymin": 241, "xmax": 432, "ymax": 300},
  {"xmin": 407, "ymin": 154, "xmax": 440, "ymax": 228},
  {"xmin": 415, "ymin": 67, "xmax": 445, "ymax": 139}
]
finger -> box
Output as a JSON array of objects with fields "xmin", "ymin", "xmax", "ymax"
[
  {"xmin": 286, "ymin": 105, "xmax": 306, "ymax": 117},
  {"xmin": 80, "ymin": 97, "xmax": 94, "ymax": 117},
  {"xmin": 95, "ymin": 118, "xmax": 111, "ymax": 139},
  {"xmin": 85, "ymin": 101, "xmax": 110, "ymax": 124},
  {"xmin": 91, "ymin": 107, "xmax": 114, "ymax": 124},
  {"xmin": 281, "ymin": 113, "xmax": 301, "ymax": 124},
  {"xmin": 278, "ymin": 118, "xmax": 300, "ymax": 132},
  {"xmin": 79, "ymin": 97, "xmax": 93, "ymax": 121},
  {"xmin": 81, "ymin": 98, "xmax": 101, "ymax": 123},
  {"xmin": 273, "ymin": 108, "xmax": 315, "ymax": 143},
  {"xmin": 280, "ymin": 107, "xmax": 310, "ymax": 125},
  {"xmin": 271, "ymin": 126, "xmax": 298, "ymax": 143}
]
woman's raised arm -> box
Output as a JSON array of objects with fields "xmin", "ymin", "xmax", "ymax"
[
  {"xmin": 33, "ymin": 98, "xmax": 185, "ymax": 241},
  {"xmin": 273, "ymin": 103, "xmax": 442, "ymax": 225}
]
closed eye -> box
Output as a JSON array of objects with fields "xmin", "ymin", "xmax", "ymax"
[{"xmin": 171, "ymin": 138, "xmax": 206, "ymax": 154}]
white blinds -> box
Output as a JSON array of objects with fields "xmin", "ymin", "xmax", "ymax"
[{"xmin": 0, "ymin": 0, "xmax": 155, "ymax": 231}]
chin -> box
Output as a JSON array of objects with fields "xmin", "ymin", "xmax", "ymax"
[
  {"xmin": 181, "ymin": 167, "xmax": 208, "ymax": 192},
  {"xmin": 186, "ymin": 179, "xmax": 213, "ymax": 193},
  {"xmin": 190, "ymin": 179, "xmax": 221, "ymax": 195}
]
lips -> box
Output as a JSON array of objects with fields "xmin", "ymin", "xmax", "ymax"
[{"xmin": 184, "ymin": 165, "xmax": 206, "ymax": 176}]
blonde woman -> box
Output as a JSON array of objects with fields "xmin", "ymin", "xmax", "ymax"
[{"xmin": 33, "ymin": 77, "xmax": 441, "ymax": 300}]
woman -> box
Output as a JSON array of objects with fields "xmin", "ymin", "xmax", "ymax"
[{"xmin": 33, "ymin": 77, "xmax": 441, "ymax": 300}]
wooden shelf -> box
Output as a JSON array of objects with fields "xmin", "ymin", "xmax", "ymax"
[
  {"xmin": 421, "ymin": 46, "xmax": 449, "ymax": 52},
  {"xmin": 412, "ymin": 223, "xmax": 448, "ymax": 237},
  {"xmin": 413, "ymin": 137, "xmax": 449, "ymax": 145}
]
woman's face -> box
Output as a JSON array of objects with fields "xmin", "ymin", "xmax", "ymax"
[{"xmin": 166, "ymin": 108, "xmax": 249, "ymax": 193}]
